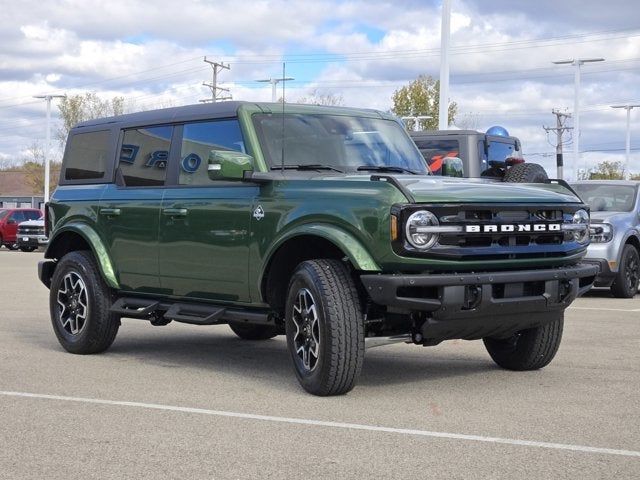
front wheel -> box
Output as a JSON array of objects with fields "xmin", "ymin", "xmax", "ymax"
[
  {"xmin": 611, "ymin": 244, "xmax": 639, "ymax": 298},
  {"xmin": 20, "ymin": 246, "xmax": 36, "ymax": 252},
  {"xmin": 285, "ymin": 259, "xmax": 364, "ymax": 396},
  {"xmin": 483, "ymin": 314, "xmax": 563, "ymax": 370},
  {"xmin": 49, "ymin": 250, "xmax": 120, "ymax": 354}
]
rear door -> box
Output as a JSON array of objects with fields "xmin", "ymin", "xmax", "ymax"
[
  {"xmin": 99, "ymin": 125, "xmax": 174, "ymax": 293},
  {"xmin": 158, "ymin": 119, "xmax": 257, "ymax": 303}
]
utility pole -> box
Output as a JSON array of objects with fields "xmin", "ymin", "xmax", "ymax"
[
  {"xmin": 543, "ymin": 109, "xmax": 572, "ymax": 180},
  {"xmin": 610, "ymin": 104, "xmax": 640, "ymax": 178},
  {"xmin": 200, "ymin": 57, "xmax": 231, "ymax": 103},
  {"xmin": 552, "ymin": 57, "xmax": 605, "ymax": 180},
  {"xmin": 33, "ymin": 93, "xmax": 66, "ymax": 204},
  {"xmin": 438, "ymin": 0, "xmax": 451, "ymax": 130},
  {"xmin": 256, "ymin": 77, "xmax": 295, "ymax": 102}
]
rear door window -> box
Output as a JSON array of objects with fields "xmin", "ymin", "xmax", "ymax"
[{"xmin": 118, "ymin": 126, "xmax": 173, "ymax": 187}]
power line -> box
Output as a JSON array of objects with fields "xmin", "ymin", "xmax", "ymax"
[{"xmin": 199, "ymin": 57, "xmax": 231, "ymax": 103}]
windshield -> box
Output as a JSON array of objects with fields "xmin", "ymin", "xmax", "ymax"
[
  {"xmin": 571, "ymin": 184, "xmax": 637, "ymax": 212},
  {"xmin": 252, "ymin": 113, "xmax": 428, "ymax": 174},
  {"xmin": 0, "ymin": 209, "xmax": 8, "ymax": 221}
]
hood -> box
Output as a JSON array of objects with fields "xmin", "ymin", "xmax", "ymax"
[
  {"xmin": 393, "ymin": 176, "xmax": 581, "ymax": 204},
  {"xmin": 19, "ymin": 219, "xmax": 44, "ymax": 227},
  {"xmin": 589, "ymin": 211, "xmax": 632, "ymax": 223}
]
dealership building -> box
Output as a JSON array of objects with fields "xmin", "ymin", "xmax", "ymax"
[{"xmin": 0, "ymin": 171, "xmax": 44, "ymax": 209}]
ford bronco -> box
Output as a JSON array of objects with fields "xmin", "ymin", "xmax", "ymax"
[{"xmin": 39, "ymin": 102, "xmax": 598, "ymax": 395}]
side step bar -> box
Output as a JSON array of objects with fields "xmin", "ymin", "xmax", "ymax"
[
  {"xmin": 109, "ymin": 296, "xmax": 275, "ymax": 327},
  {"xmin": 164, "ymin": 303, "xmax": 226, "ymax": 325}
]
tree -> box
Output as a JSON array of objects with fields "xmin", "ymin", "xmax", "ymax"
[
  {"xmin": 297, "ymin": 89, "xmax": 344, "ymax": 106},
  {"xmin": 588, "ymin": 160, "xmax": 625, "ymax": 180},
  {"xmin": 57, "ymin": 92, "xmax": 126, "ymax": 148},
  {"xmin": 20, "ymin": 142, "xmax": 61, "ymax": 194},
  {"xmin": 391, "ymin": 75, "xmax": 457, "ymax": 131}
]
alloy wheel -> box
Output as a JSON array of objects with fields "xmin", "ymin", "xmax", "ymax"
[
  {"xmin": 56, "ymin": 272, "xmax": 89, "ymax": 335},
  {"xmin": 291, "ymin": 288, "xmax": 320, "ymax": 372}
]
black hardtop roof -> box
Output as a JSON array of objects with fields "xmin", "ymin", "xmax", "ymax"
[
  {"xmin": 74, "ymin": 101, "xmax": 391, "ymax": 130},
  {"xmin": 410, "ymin": 129, "xmax": 486, "ymax": 137}
]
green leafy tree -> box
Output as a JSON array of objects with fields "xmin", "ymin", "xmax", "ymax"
[
  {"xmin": 391, "ymin": 75, "xmax": 457, "ymax": 131},
  {"xmin": 588, "ymin": 160, "xmax": 625, "ymax": 180},
  {"xmin": 57, "ymin": 93, "xmax": 126, "ymax": 149}
]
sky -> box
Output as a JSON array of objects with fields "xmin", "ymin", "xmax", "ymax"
[{"xmin": 1, "ymin": 0, "xmax": 639, "ymax": 179}]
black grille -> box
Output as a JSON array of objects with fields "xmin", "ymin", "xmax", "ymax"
[
  {"xmin": 18, "ymin": 225, "xmax": 44, "ymax": 235},
  {"xmin": 393, "ymin": 203, "xmax": 584, "ymax": 262}
]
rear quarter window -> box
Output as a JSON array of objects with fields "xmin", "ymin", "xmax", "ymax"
[{"xmin": 63, "ymin": 130, "xmax": 111, "ymax": 182}]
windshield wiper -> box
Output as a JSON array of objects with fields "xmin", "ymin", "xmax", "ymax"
[
  {"xmin": 271, "ymin": 164, "xmax": 344, "ymax": 173},
  {"xmin": 356, "ymin": 165, "xmax": 419, "ymax": 175}
]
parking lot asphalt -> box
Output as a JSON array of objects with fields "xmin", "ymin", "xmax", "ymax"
[{"xmin": 0, "ymin": 249, "xmax": 638, "ymax": 479}]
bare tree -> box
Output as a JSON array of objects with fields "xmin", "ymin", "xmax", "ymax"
[
  {"xmin": 57, "ymin": 93, "xmax": 127, "ymax": 150},
  {"xmin": 297, "ymin": 89, "xmax": 344, "ymax": 106}
]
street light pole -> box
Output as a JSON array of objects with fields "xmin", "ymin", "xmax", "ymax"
[
  {"xmin": 552, "ymin": 58, "xmax": 604, "ymax": 180},
  {"xmin": 438, "ymin": 0, "xmax": 451, "ymax": 130},
  {"xmin": 33, "ymin": 94, "xmax": 66, "ymax": 204},
  {"xmin": 256, "ymin": 77, "xmax": 295, "ymax": 102},
  {"xmin": 611, "ymin": 104, "xmax": 640, "ymax": 177}
]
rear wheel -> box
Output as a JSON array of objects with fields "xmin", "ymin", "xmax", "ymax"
[
  {"xmin": 6, "ymin": 242, "xmax": 19, "ymax": 250},
  {"xmin": 611, "ymin": 244, "xmax": 639, "ymax": 298},
  {"xmin": 483, "ymin": 314, "xmax": 563, "ymax": 370},
  {"xmin": 285, "ymin": 259, "xmax": 364, "ymax": 396},
  {"xmin": 503, "ymin": 163, "xmax": 548, "ymax": 183},
  {"xmin": 228, "ymin": 322, "xmax": 278, "ymax": 340},
  {"xmin": 49, "ymin": 250, "xmax": 120, "ymax": 354}
]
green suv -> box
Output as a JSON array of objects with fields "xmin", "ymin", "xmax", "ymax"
[{"xmin": 39, "ymin": 102, "xmax": 598, "ymax": 395}]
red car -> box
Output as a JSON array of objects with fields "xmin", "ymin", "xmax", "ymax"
[{"xmin": 0, "ymin": 208, "xmax": 42, "ymax": 250}]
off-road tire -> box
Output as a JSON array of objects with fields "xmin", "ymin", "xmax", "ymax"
[
  {"xmin": 611, "ymin": 244, "xmax": 640, "ymax": 298},
  {"xmin": 285, "ymin": 259, "xmax": 365, "ymax": 396},
  {"xmin": 19, "ymin": 246, "xmax": 37, "ymax": 252},
  {"xmin": 229, "ymin": 322, "xmax": 279, "ymax": 340},
  {"xmin": 503, "ymin": 163, "xmax": 548, "ymax": 183},
  {"xmin": 483, "ymin": 314, "xmax": 563, "ymax": 370},
  {"xmin": 49, "ymin": 250, "xmax": 120, "ymax": 354}
]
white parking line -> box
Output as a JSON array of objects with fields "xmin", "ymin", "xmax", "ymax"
[
  {"xmin": 569, "ymin": 306, "xmax": 640, "ymax": 312},
  {"xmin": 1, "ymin": 390, "xmax": 638, "ymax": 458}
]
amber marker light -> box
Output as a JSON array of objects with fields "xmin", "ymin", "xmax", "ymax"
[{"xmin": 390, "ymin": 214, "xmax": 399, "ymax": 241}]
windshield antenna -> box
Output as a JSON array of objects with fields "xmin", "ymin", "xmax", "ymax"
[{"xmin": 281, "ymin": 62, "xmax": 286, "ymax": 174}]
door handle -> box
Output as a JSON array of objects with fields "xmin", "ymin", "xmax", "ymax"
[
  {"xmin": 162, "ymin": 208, "xmax": 188, "ymax": 217},
  {"xmin": 100, "ymin": 208, "xmax": 121, "ymax": 216}
]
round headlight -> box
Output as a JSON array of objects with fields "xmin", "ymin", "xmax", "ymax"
[
  {"xmin": 572, "ymin": 209, "xmax": 590, "ymax": 243},
  {"xmin": 405, "ymin": 210, "xmax": 439, "ymax": 250}
]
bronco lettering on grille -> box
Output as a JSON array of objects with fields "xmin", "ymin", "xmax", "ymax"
[{"xmin": 465, "ymin": 224, "xmax": 562, "ymax": 233}]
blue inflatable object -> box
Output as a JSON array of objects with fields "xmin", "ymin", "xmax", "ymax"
[{"xmin": 486, "ymin": 125, "xmax": 509, "ymax": 137}]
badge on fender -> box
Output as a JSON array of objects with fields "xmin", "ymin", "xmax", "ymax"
[{"xmin": 253, "ymin": 205, "xmax": 265, "ymax": 221}]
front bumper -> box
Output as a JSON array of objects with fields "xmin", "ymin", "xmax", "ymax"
[
  {"xmin": 361, "ymin": 263, "xmax": 598, "ymax": 314},
  {"xmin": 17, "ymin": 235, "xmax": 48, "ymax": 248},
  {"xmin": 361, "ymin": 263, "xmax": 598, "ymax": 340},
  {"xmin": 582, "ymin": 258, "xmax": 615, "ymax": 287}
]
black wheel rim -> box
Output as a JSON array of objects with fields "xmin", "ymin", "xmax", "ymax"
[
  {"xmin": 291, "ymin": 288, "xmax": 320, "ymax": 372},
  {"xmin": 56, "ymin": 272, "xmax": 89, "ymax": 335},
  {"xmin": 625, "ymin": 251, "xmax": 639, "ymax": 292}
]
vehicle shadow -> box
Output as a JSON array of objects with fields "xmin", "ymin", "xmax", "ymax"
[{"xmin": 99, "ymin": 326, "xmax": 496, "ymax": 389}]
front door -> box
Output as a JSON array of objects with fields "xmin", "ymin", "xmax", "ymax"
[{"xmin": 158, "ymin": 119, "xmax": 256, "ymax": 303}]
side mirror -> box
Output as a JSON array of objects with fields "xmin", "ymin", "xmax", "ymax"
[
  {"xmin": 442, "ymin": 157, "xmax": 464, "ymax": 177},
  {"xmin": 7, "ymin": 219, "xmax": 16, "ymax": 225},
  {"xmin": 207, "ymin": 150, "xmax": 254, "ymax": 181}
]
